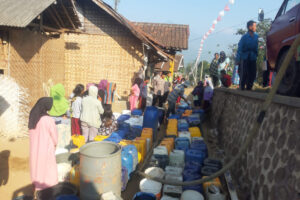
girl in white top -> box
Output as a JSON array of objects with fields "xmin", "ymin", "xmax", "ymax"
[
  {"xmin": 71, "ymin": 84, "xmax": 84, "ymax": 135},
  {"xmin": 218, "ymin": 51, "xmax": 230, "ymax": 72}
]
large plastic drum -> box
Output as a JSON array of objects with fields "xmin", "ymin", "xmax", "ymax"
[
  {"xmin": 80, "ymin": 142, "xmax": 122, "ymax": 200},
  {"xmin": 181, "ymin": 190, "xmax": 204, "ymax": 200},
  {"xmin": 143, "ymin": 106, "xmax": 159, "ymax": 141},
  {"xmin": 139, "ymin": 178, "xmax": 162, "ymax": 199}
]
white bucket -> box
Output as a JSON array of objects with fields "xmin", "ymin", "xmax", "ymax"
[
  {"xmin": 181, "ymin": 190, "xmax": 204, "ymax": 200},
  {"xmin": 161, "ymin": 196, "xmax": 179, "ymax": 200},
  {"xmin": 139, "ymin": 178, "xmax": 162, "ymax": 199},
  {"xmin": 145, "ymin": 167, "xmax": 165, "ymax": 178}
]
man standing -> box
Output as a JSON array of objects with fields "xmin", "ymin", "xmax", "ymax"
[
  {"xmin": 209, "ymin": 53, "xmax": 220, "ymax": 87},
  {"xmin": 152, "ymin": 71, "xmax": 165, "ymax": 107},
  {"xmin": 162, "ymin": 72, "xmax": 171, "ymax": 105},
  {"xmin": 167, "ymin": 81, "xmax": 190, "ymax": 118},
  {"xmin": 236, "ymin": 20, "xmax": 259, "ymax": 90}
]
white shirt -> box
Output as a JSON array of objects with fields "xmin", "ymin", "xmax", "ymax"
[
  {"xmin": 71, "ymin": 96, "xmax": 82, "ymax": 118},
  {"xmin": 219, "ymin": 57, "xmax": 230, "ymax": 71}
]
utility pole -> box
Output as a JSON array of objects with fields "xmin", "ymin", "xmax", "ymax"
[
  {"xmin": 114, "ymin": 0, "xmax": 120, "ymax": 11},
  {"xmin": 200, "ymin": 61, "xmax": 204, "ymax": 81}
]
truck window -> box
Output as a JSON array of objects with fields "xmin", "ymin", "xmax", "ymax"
[{"xmin": 285, "ymin": 0, "xmax": 300, "ymax": 13}]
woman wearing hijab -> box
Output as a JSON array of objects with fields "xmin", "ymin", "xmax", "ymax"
[
  {"xmin": 129, "ymin": 78, "xmax": 141, "ymax": 111},
  {"xmin": 48, "ymin": 84, "xmax": 69, "ymax": 117},
  {"xmin": 218, "ymin": 51, "xmax": 231, "ymax": 73},
  {"xmin": 203, "ymin": 79, "xmax": 214, "ymax": 111},
  {"xmin": 28, "ymin": 97, "xmax": 58, "ymax": 191},
  {"xmin": 192, "ymin": 81, "xmax": 204, "ymax": 107},
  {"xmin": 81, "ymin": 85, "xmax": 104, "ymax": 142}
]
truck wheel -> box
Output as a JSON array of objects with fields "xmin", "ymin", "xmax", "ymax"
[{"xmin": 276, "ymin": 50, "xmax": 300, "ymax": 97}]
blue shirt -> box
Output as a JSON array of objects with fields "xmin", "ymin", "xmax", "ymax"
[
  {"xmin": 168, "ymin": 84, "xmax": 185, "ymax": 103},
  {"xmin": 236, "ymin": 32, "xmax": 258, "ymax": 62}
]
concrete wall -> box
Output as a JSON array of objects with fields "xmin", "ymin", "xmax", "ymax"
[{"xmin": 211, "ymin": 88, "xmax": 300, "ymax": 200}]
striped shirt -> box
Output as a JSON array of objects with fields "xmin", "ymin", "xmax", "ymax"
[{"xmin": 168, "ymin": 84, "xmax": 185, "ymax": 103}]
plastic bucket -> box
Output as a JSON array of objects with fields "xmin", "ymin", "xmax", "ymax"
[
  {"xmin": 80, "ymin": 142, "xmax": 121, "ymax": 200},
  {"xmin": 139, "ymin": 178, "xmax": 162, "ymax": 199}
]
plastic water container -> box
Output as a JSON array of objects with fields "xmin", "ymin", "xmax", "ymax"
[
  {"xmin": 204, "ymin": 158, "xmax": 223, "ymax": 170},
  {"xmin": 134, "ymin": 138, "xmax": 147, "ymax": 163},
  {"xmin": 165, "ymin": 166, "xmax": 183, "ymax": 176},
  {"xmin": 178, "ymin": 119, "xmax": 189, "ymax": 132},
  {"xmin": 163, "ymin": 137, "xmax": 175, "ymax": 149},
  {"xmin": 121, "ymin": 151, "xmax": 133, "ymax": 179},
  {"xmin": 203, "ymin": 177, "xmax": 222, "ymax": 193},
  {"xmin": 160, "ymin": 141, "xmax": 173, "ymax": 155},
  {"xmin": 104, "ymin": 133, "xmax": 122, "ymax": 143},
  {"xmin": 139, "ymin": 179, "xmax": 162, "ymax": 199},
  {"xmin": 182, "ymin": 110, "xmax": 193, "ymax": 117},
  {"xmin": 167, "ymin": 119, "xmax": 178, "ymax": 137},
  {"xmin": 71, "ymin": 135, "xmax": 85, "ymax": 148},
  {"xmin": 165, "ymin": 174, "xmax": 183, "ymax": 182},
  {"xmin": 206, "ymin": 185, "xmax": 226, "ymax": 200},
  {"xmin": 175, "ymin": 138, "xmax": 190, "ymax": 152},
  {"xmin": 145, "ymin": 167, "xmax": 165, "ymax": 178},
  {"xmin": 143, "ymin": 106, "xmax": 159, "ymax": 141},
  {"xmin": 69, "ymin": 165, "xmax": 80, "ymax": 189},
  {"xmin": 132, "ymin": 109, "xmax": 143, "ymax": 116},
  {"xmin": 117, "ymin": 114, "xmax": 131, "ymax": 123},
  {"xmin": 133, "ymin": 192, "xmax": 156, "ymax": 200},
  {"xmin": 190, "ymin": 141, "xmax": 208, "ymax": 157},
  {"xmin": 181, "ymin": 190, "xmax": 204, "ymax": 200},
  {"xmin": 161, "ymin": 196, "xmax": 180, "ymax": 200},
  {"xmin": 153, "ymin": 146, "xmax": 169, "ymax": 169},
  {"xmin": 184, "ymin": 161, "xmax": 202, "ymax": 174},
  {"xmin": 187, "ymin": 114, "xmax": 201, "ymax": 126},
  {"xmin": 201, "ymin": 166, "xmax": 219, "ymax": 176},
  {"xmin": 163, "ymin": 185, "xmax": 182, "ymax": 198},
  {"xmin": 179, "ymin": 131, "xmax": 191, "ymax": 143},
  {"xmin": 94, "ymin": 135, "xmax": 109, "ymax": 142},
  {"xmin": 178, "ymin": 102, "xmax": 189, "ymax": 110},
  {"xmin": 169, "ymin": 150, "xmax": 185, "ymax": 168},
  {"xmin": 118, "ymin": 122, "xmax": 131, "ymax": 131},
  {"xmin": 56, "ymin": 195, "xmax": 79, "ymax": 200},
  {"xmin": 141, "ymin": 130, "xmax": 153, "ymax": 150},
  {"xmin": 192, "ymin": 137, "xmax": 204, "ymax": 143},
  {"xmin": 114, "ymin": 130, "xmax": 127, "ymax": 139},
  {"xmin": 189, "ymin": 127, "xmax": 202, "ymax": 138},
  {"xmin": 186, "ymin": 149, "xmax": 206, "ymax": 165},
  {"xmin": 168, "ymin": 114, "xmax": 181, "ymax": 120},
  {"xmin": 122, "ymin": 166, "xmax": 128, "ymax": 191},
  {"xmin": 131, "ymin": 125, "xmax": 143, "ymax": 137},
  {"xmin": 123, "ymin": 145, "xmax": 138, "ymax": 170}
]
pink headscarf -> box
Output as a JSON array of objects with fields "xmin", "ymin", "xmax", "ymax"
[
  {"xmin": 98, "ymin": 80, "xmax": 108, "ymax": 91},
  {"xmin": 86, "ymin": 83, "xmax": 94, "ymax": 90}
]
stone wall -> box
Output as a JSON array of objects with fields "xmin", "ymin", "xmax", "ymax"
[{"xmin": 211, "ymin": 88, "xmax": 300, "ymax": 200}]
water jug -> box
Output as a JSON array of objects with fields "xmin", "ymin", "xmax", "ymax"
[
  {"xmin": 123, "ymin": 145, "xmax": 138, "ymax": 170},
  {"xmin": 169, "ymin": 150, "xmax": 185, "ymax": 168},
  {"xmin": 121, "ymin": 151, "xmax": 133, "ymax": 179},
  {"xmin": 121, "ymin": 166, "xmax": 128, "ymax": 191},
  {"xmin": 132, "ymin": 109, "xmax": 143, "ymax": 116},
  {"xmin": 175, "ymin": 138, "xmax": 189, "ymax": 152},
  {"xmin": 186, "ymin": 149, "xmax": 206, "ymax": 165},
  {"xmin": 117, "ymin": 114, "xmax": 131, "ymax": 123},
  {"xmin": 143, "ymin": 106, "xmax": 159, "ymax": 141},
  {"xmin": 181, "ymin": 190, "xmax": 204, "ymax": 200}
]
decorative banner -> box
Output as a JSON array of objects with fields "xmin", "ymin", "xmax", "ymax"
[
  {"xmin": 224, "ymin": 5, "xmax": 230, "ymax": 11},
  {"xmin": 191, "ymin": 0, "xmax": 235, "ymax": 83},
  {"xmin": 219, "ymin": 10, "xmax": 225, "ymax": 17}
]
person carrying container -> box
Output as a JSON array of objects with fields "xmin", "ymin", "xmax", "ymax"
[{"xmin": 166, "ymin": 81, "xmax": 190, "ymax": 118}]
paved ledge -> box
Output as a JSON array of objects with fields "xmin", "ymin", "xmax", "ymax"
[{"xmin": 215, "ymin": 88, "xmax": 300, "ymax": 108}]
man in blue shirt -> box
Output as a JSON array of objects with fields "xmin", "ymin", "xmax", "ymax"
[{"xmin": 236, "ymin": 20, "xmax": 259, "ymax": 90}]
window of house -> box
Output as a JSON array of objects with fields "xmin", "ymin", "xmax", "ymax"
[{"xmin": 0, "ymin": 69, "xmax": 4, "ymax": 74}]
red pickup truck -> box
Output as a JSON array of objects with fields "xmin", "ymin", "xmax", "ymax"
[{"xmin": 266, "ymin": 0, "xmax": 300, "ymax": 96}]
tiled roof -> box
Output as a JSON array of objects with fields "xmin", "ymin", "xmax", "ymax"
[
  {"xmin": 155, "ymin": 54, "xmax": 184, "ymax": 72},
  {"xmin": 133, "ymin": 22, "xmax": 189, "ymax": 50}
]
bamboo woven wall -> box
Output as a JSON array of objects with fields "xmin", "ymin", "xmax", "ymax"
[
  {"xmin": 64, "ymin": 32, "xmax": 143, "ymax": 97},
  {"xmin": 8, "ymin": 29, "xmax": 65, "ymax": 106},
  {"xmin": 0, "ymin": 31, "xmax": 8, "ymax": 74}
]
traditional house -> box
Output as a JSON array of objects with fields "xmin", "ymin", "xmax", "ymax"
[
  {"xmin": 0, "ymin": 0, "xmax": 172, "ymax": 106},
  {"xmin": 133, "ymin": 22, "xmax": 189, "ymax": 74}
]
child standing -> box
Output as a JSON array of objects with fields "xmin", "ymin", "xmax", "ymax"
[{"xmin": 71, "ymin": 84, "xmax": 84, "ymax": 135}]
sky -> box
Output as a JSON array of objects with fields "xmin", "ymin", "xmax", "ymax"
[{"xmin": 103, "ymin": 0, "xmax": 284, "ymax": 64}]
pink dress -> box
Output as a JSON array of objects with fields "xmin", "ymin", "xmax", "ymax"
[
  {"xmin": 29, "ymin": 116, "xmax": 58, "ymax": 191},
  {"xmin": 129, "ymin": 84, "xmax": 140, "ymax": 111}
]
